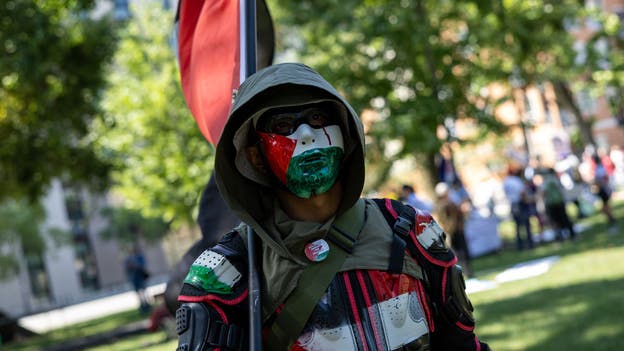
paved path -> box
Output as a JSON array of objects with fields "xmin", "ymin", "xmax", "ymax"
[
  {"xmin": 18, "ymin": 283, "xmax": 166, "ymax": 334},
  {"xmin": 464, "ymin": 221, "xmax": 592, "ymax": 294},
  {"xmin": 466, "ymin": 255, "xmax": 560, "ymax": 294}
]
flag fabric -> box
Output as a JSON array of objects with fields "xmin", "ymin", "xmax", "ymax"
[
  {"xmin": 175, "ymin": 0, "xmax": 274, "ymax": 145},
  {"xmin": 177, "ymin": 0, "xmax": 240, "ymax": 145}
]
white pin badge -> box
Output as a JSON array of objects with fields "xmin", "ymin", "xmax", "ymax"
[{"xmin": 304, "ymin": 239, "xmax": 330, "ymax": 262}]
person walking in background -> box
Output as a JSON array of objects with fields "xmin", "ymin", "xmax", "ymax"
[
  {"xmin": 558, "ymin": 154, "xmax": 590, "ymax": 219},
  {"xmin": 524, "ymin": 157, "xmax": 547, "ymax": 242},
  {"xmin": 434, "ymin": 182, "xmax": 472, "ymax": 277},
  {"xmin": 524, "ymin": 175, "xmax": 546, "ymax": 242},
  {"xmin": 592, "ymin": 154, "xmax": 617, "ymax": 232},
  {"xmin": 399, "ymin": 183, "xmax": 434, "ymax": 212},
  {"xmin": 540, "ymin": 168, "xmax": 576, "ymax": 241},
  {"xmin": 503, "ymin": 165, "xmax": 534, "ymax": 250},
  {"xmin": 125, "ymin": 244, "xmax": 150, "ymax": 313}
]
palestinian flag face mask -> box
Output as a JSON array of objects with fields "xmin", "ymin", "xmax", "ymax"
[{"xmin": 257, "ymin": 104, "xmax": 345, "ymax": 199}]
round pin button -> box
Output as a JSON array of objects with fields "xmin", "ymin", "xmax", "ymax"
[{"xmin": 304, "ymin": 239, "xmax": 330, "ymax": 262}]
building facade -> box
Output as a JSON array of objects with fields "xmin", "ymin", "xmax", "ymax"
[{"xmin": 0, "ymin": 180, "xmax": 170, "ymax": 318}]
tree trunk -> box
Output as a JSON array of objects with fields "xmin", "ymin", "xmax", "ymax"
[{"xmin": 552, "ymin": 81, "xmax": 596, "ymax": 147}]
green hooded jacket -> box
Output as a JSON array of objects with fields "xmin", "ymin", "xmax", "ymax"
[{"xmin": 214, "ymin": 63, "xmax": 376, "ymax": 312}]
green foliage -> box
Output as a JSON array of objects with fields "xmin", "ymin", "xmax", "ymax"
[
  {"xmin": 93, "ymin": 1, "xmax": 213, "ymax": 227},
  {"xmin": 0, "ymin": 0, "xmax": 117, "ymax": 201},
  {"xmin": 479, "ymin": 0, "xmax": 580, "ymax": 82},
  {"xmin": 99, "ymin": 206, "xmax": 169, "ymax": 244},
  {"xmin": 584, "ymin": 9, "xmax": 624, "ymax": 121},
  {"xmin": 270, "ymin": 0, "xmax": 586, "ymax": 188},
  {"xmin": 0, "ymin": 199, "xmax": 45, "ymax": 278}
]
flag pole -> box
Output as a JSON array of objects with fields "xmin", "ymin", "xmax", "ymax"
[
  {"xmin": 241, "ymin": 0, "xmax": 262, "ymax": 350},
  {"xmin": 243, "ymin": 0, "xmax": 257, "ymax": 77}
]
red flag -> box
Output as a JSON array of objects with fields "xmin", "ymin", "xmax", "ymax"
[
  {"xmin": 175, "ymin": 0, "xmax": 274, "ymax": 145},
  {"xmin": 177, "ymin": 0, "xmax": 241, "ymax": 145}
]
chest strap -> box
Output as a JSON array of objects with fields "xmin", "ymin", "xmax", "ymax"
[{"xmin": 265, "ymin": 199, "xmax": 366, "ymax": 351}]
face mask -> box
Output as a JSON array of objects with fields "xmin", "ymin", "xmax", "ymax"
[{"xmin": 257, "ymin": 115, "xmax": 344, "ymax": 198}]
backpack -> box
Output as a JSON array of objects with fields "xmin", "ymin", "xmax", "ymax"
[{"xmin": 543, "ymin": 176, "xmax": 564, "ymax": 205}]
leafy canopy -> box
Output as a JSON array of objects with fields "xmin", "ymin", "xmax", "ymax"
[
  {"xmin": 93, "ymin": 1, "xmax": 213, "ymax": 228},
  {"xmin": 271, "ymin": 0, "xmax": 585, "ymax": 187},
  {"xmin": 0, "ymin": 0, "xmax": 116, "ymax": 201}
]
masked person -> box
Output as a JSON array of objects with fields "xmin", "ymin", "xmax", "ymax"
[{"xmin": 175, "ymin": 63, "xmax": 491, "ymax": 351}]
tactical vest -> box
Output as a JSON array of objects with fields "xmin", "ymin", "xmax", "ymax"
[{"xmin": 177, "ymin": 198, "xmax": 480, "ymax": 351}]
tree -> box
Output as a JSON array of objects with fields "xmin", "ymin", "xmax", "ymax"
[
  {"xmin": 93, "ymin": 1, "xmax": 213, "ymax": 228},
  {"xmin": 0, "ymin": 200, "xmax": 44, "ymax": 279},
  {"xmin": 99, "ymin": 206, "xmax": 169, "ymax": 245},
  {"xmin": 478, "ymin": 0, "xmax": 594, "ymax": 150},
  {"xmin": 0, "ymin": 0, "xmax": 116, "ymax": 201},
  {"xmin": 584, "ymin": 7, "xmax": 624, "ymax": 130},
  {"xmin": 271, "ymin": 0, "xmax": 507, "ymax": 190},
  {"xmin": 271, "ymin": 0, "xmax": 592, "ymax": 189}
]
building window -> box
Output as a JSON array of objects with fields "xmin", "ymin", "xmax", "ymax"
[
  {"xmin": 64, "ymin": 190, "xmax": 100, "ymax": 291},
  {"xmin": 524, "ymin": 93, "xmax": 538, "ymax": 125},
  {"xmin": 559, "ymin": 109, "xmax": 576, "ymax": 128},
  {"xmin": 573, "ymin": 40, "xmax": 587, "ymax": 65},
  {"xmin": 616, "ymin": 10, "xmax": 624, "ymax": 39},
  {"xmin": 25, "ymin": 253, "xmax": 51, "ymax": 302},
  {"xmin": 538, "ymin": 85, "xmax": 552, "ymax": 124}
]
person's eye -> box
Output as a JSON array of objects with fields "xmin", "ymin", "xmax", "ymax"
[
  {"xmin": 272, "ymin": 119, "xmax": 295, "ymax": 134},
  {"xmin": 308, "ymin": 111, "xmax": 328, "ymax": 126}
]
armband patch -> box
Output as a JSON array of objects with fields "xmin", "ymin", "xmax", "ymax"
[{"xmin": 183, "ymin": 250, "xmax": 242, "ymax": 294}]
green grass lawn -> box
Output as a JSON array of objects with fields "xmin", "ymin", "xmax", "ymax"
[
  {"xmin": 470, "ymin": 199, "xmax": 624, "ymax": 351},
  {"xmin": 4, "ymin": 309, "xmax": 176, "ymax": 351},
  {"xmin": 86, "ymin": 332, "xmax": 177, "ymax": 351},
  {"xmin": 5, "ymin": 199, "xmax": 624, "ymax": 351}
]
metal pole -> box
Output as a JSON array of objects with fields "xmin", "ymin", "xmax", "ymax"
[
  {"xmin": 245, "ymin": 0, "xmax": 257, "ymax": 76},
  {"xmin": 247, "ymin": 225, "xmax": 262, "ymax": 351},
  {"xmin": 242, "ymin": 1, "xmax": 261, "ymax": 349}
]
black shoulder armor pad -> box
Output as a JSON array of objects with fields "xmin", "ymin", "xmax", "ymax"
[
  {"xmin": 442, "ymin": 265, "xmax": 474, "ymax": 324},
  {"xmin": 176, "ymin": 302, "xmax": 246, "ymax": 351}
]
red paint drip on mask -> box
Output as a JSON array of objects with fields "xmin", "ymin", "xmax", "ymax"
[
  {"xmin": 322, "ymin": 127, "xmax": 332, "ymax": 145},
  {"xmin": 258, "ymin": 132, "xmax": 297, "ymax": 184}
]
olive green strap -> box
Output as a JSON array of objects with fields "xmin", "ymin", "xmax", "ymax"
[{"xmin": 265, "ymin": 199, "xmax": 366, "ymax": 351}]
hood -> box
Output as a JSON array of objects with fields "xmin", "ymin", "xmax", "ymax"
[{"xmin": 214, "ymin": 63, "xmax": 365, "ymax": 260}]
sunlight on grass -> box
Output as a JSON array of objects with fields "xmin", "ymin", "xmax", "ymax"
[{"xmin": 469, "ymin": 200, "xmax": 624, "ymax": 351}]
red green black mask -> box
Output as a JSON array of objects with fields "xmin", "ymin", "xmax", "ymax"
[{"xmin": 257, "ymin": 105, "xmax": 344, "ymax": 198}]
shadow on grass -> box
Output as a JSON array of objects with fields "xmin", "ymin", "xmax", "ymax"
[
  {"xmin": 89, "ymin": 333, "xmax": 174, "ymax": 351},
  {"xmin": 477, "ymin": 278, "xmax": 624, "ymax": 351},
  {"xmin": 5, "ymin": 310, "xmax": 148, "ymax": 351}
]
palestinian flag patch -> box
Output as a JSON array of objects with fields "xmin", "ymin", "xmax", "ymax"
[{"xmin": 183, "ymin": 250, "xmax": 242, "ymax": 294}]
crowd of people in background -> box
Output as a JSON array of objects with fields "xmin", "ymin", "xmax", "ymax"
[
  {"xmin": 391, "ymin": 144, "xmax": 622, "ymax": 269},
  {"xmin": 502, "ymin": 145, "xmax": 622, "ymax": 251}
]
